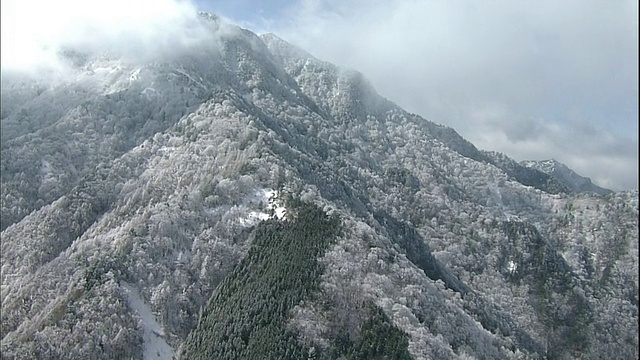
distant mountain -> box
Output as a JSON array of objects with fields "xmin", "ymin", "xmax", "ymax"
[
  {"xmin": 1, "ymin": 13, "xmax": 637, "ymax": 360},
  {"xmin": 521, "ymin": 159, "xmax": 613, "ymax": 195},
  {"xmin": 483, "ymin": 151, "xmax": 570, "ymax": 195}
]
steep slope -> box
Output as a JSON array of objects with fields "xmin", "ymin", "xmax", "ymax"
[
  {"xmin": 1, "ymin": 15, "xmax": 637, "ymax": 360},
  {"xmin": 521, "ymin": 159, "xmax": 613, "ymax": 195}
]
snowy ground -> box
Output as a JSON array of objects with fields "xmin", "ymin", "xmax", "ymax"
[
  {"xmin": 265, "ymin": 189, "xmax": 287, "ymax": 219},
  {"xmin": 239, "ymin": 188, "xmax": 287, "ymax": 226},
  {"xmin": 121, "ymin": 283, "xmax": 174, "ymax": 360}
]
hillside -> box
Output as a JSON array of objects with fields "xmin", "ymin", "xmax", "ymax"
[{"xmin": 1, "ymin": 13, "xmax": 637, "ymax": 360}]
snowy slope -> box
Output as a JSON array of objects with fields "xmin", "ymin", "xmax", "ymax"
[
  {"xmin": 1, "ymin": 13, "xmax": 637, "ymax": 360},
  {"xmin": 122, "ymin": 283, "xmax": 174, "ymax": 360}
]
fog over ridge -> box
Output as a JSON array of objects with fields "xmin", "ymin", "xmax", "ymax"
[{"xmin": 2, "ymin": 0, "xmax": 637, "ymax": 190}]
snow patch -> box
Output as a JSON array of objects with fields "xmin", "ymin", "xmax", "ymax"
[
  {"xmin": 130, "ymin": 68, "xmax": 142, "ymax": 82},
  {"xmin": 121, "ymin": 283, "xmax": 174, "ymax": 360},
  {"xmin": 238, "ymin": 211, "xmax": 270, "ymax": 226},
  {"xmin": 93, "ymin": 65, "xmax": 120, "ymax": 76},
  {"xmin": 504, "ymin": 213, "xmax": 520, "ymax": 221},
  {"xmin": 265, "ymin": 189, "xmax": 287, "ymax": 219},
  {"xmin": 238, "ymin": 189, "xmax": 287, "ymax": 226},
  {"xmin": 39, "ymin": 159, "xmax": 53, "ymax": 180}
]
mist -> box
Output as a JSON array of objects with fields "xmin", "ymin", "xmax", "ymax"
[
  {"xmin": 3, "ymin": 0, "xmax": 637, "ymax": 190},
  {"xmin": 1, "ymin": 0, "xmax": 215, "ymax": 74},
  {"xmin": 271, "ymin": 0, "xmax": 638, "ymax": 191}
]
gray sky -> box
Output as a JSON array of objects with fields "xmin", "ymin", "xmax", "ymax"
[{"xmin": 2, "ymin": 0, "xmax": 637, "ymax": 190}]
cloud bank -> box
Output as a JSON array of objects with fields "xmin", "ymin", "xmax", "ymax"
[
  {"xmin": 1, "ymin": 0, "xmax": 208, "ymax": 72},
  {"xmin": 272, "ymin": 0, "xmax": 638, "ymax": 191}
]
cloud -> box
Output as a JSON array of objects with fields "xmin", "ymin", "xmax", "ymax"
[
  {"xmin": 468, "ymin": 106, "xmax": 638, "ymax": 191},
  {"xmin": 271, "ymin": 0, "xmax": 638, "ymax": 191},
  {"xmin": 1, "ymin": 0, "xmax": 209, "ymax": 72},
  {"xmin": 2, "ymin": 0, "xmax": 636, "ymax": 190}
]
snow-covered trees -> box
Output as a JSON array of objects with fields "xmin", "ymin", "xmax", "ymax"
[{"xmin": 1, "ymin": 15, "xmax": 637, "ymax": 360}]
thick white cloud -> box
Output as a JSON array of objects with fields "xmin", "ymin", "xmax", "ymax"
[
  {"xmin": 270, "ymin": 0, "xmax": 638, "ymax": 191},
  {"xmin": 1, "ymin": 0, "xmax": 205, "ymax": 71}
]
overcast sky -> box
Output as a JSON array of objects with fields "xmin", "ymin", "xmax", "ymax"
[{"xmin": 2, "ymin": 0, "xmax": 637, "ymax": 190}]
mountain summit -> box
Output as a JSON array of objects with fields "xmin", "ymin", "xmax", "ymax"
[
  {"xmin": 520, "ymin": 159, "xmax": 613, "ymax": 195},
  {"xmin": 1, "ymin": 14, "xmax": 637, "ymax": 360}
]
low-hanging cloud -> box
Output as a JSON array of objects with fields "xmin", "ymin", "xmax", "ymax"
[
  {"xmin": 270, "ymin": 0, "xmax": 638, "ymax": 191},
  {"xmin": 3, "ymin": 0, "xmax": 637, "ymax": 190},
  {"xmin": 1, "ymin": 0, "xmax": 212, "ymax": 73}
]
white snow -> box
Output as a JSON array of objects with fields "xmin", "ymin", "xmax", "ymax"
[
  {"xmin": 121, "ymin": 283, "xmax": 174, "ymax": 360},
  {"xmin": 238, "ymin": 189, "xmax": 287, "ymax": 226},
  {"xmin": 129, "ymin": 68, "xmax": 141, "ymax": 82},
  {"xmin": 40, "ymin": 159, "xmax": 53, "ymax": 179},
  {"xmin": 264, "ymin": 189, "xmax": 287, "ymax": 219},
  {"xmin": 93, "ymin": 66, "xmax": 120, "ymax": 75},
  {"xmin": 238, "ymin": 210, "xmax": 270, "ymax": 226}
]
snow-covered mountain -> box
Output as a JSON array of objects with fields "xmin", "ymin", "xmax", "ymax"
[
  {"xmin": 520, "ymin": 159, "xmax": 613, "ymax": 195},
  {"xmin": 1, "ymin": 13, "xmax": 637, "ymax": 360}
]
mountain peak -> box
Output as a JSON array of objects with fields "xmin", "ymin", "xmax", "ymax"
[
  {"xmin": 197, "ymin": 11, "xmax": 220, "ymax": 22},
  {"xmin": 520, "ymin": 159, "xmax": 613, "ymax": 195},
  {"xmin": 0, "ymin": 16, "xmax": 636, "ymax": 360}
]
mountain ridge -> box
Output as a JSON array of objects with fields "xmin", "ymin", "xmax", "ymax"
[
  {"xmin": 520, "ymin": 159, "xmax": 613, "ymax": 195},
  {"xmin": 1, "ymin": 13, "xmax": 637, "ymax": 360}
]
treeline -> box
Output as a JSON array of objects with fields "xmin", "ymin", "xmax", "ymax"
[
  {"xmin": 179, "ymin": 199, "xmax": 412, "ymax": 359},
  {"xmin": 179, "ymin": 199, "xmax": 341, "ymax": 359}
]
